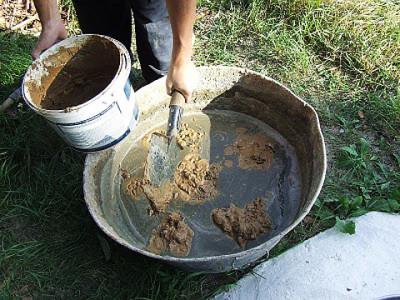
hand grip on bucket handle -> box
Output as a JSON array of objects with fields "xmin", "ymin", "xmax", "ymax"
[{"xmin": 166, "ymin": 90, "xmax": 186, "ymax": 139}]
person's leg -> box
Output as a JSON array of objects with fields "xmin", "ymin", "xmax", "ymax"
[
  {"xmin": 130, "ymin": 0, "xmax": 173, "ymax": 83},
  {"xmin": 71, "ymin": 0, "xmax": 133, "ymax": 55}
]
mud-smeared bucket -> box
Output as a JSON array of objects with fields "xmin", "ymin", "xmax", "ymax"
[
  {"xmin": 83, "ymin": 66, "xmax": 327, "ymax": 273},
  {"xmin": 22, "ymin": 34, "xmax": 138, "ymax": 152}
]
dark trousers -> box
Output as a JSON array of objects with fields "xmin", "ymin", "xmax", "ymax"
[{"xmin": 72, "ymin": 0, "xmax": 173, "ymax": 83}]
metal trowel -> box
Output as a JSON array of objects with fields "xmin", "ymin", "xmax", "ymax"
[{"xmin": 147, "ymin": 90, "xmax": 186, "ymax": 187}]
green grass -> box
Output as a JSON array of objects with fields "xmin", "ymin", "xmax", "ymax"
[
  {"xmin": 1, "ymin": 0, "xmax": 400, "ymax": 298},
  {"xmin": 0, "ymin": 33, "xmax": 35, "ymax": 100}
]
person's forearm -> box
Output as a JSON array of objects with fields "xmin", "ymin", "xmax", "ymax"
[
  {"xmin": 33, "ymin": 0, "xmax": 62, "ymax": 28},
  {"xmin": 165, "ymin": 0, "xmax": 197, "ymax": 65}
]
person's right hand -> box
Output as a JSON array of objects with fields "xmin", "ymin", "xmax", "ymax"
[
  {"xmin": 166, "ymin": 60, "xmax": 198, "ymax": 103},
  {"xmin": 31, "ymin": 21, "xmax": 67, "ymax": 59}
]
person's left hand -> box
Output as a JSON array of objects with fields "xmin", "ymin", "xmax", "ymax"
[
  {"xmin": 32, "ymin": 20, "xmax": 68, "ymax": 59},
  {"xmin": 166, "ymin": 60, "xmax": 198, "ymax": 103}
]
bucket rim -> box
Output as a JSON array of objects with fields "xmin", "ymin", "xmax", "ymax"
[{"xmin": 22, "ymin": 33, "xmax": 131, "ymax": 114}]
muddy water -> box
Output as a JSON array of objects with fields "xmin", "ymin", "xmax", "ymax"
[{"xmin": 102, "ymin": 110, "xmax": 301, "ymax": 257}]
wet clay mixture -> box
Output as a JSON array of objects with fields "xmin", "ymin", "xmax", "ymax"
[
  {"xmin": 33, "ymin": 36, "xmax": 120, "ymax": 110},
  {"xmin": 142, "ymin": 128, "xmax": 166, "ymax": 150},
  {"xmin": 174, "ymin": 154, "xmax": 222, "ymax": 203},
  {"xmin": 147, "ymin": 212, "xmax": 194, "ymax": 257},
  {"xmin": 123, "ymin": 124, "xmax": 215, "ymax": 213},
  {"xmin": 224, "ymin": 128, "xmax": 275, "ymax": 169},
  {"xmin": 211, "ymin": 198, "xmax": 272, "ymax": 250},
  {"xmin": 142, "ymin": 183, "xmax": 174, "ymax": 216},
  {"xmin": 123, "ymin": 153, "xmax": 222, "ymax": 213},
  {"xmin": 176, "ymin": 123, "xmax": 203, "ymax": 151},
  {"xmin": 123, "ymin": 174, "xmax": 174, "ymax": 215},
  {"xmin": 142, "ymin": 123, "xmax": 203, "ymax": 152},
  {"xmin": 123, "ymin": 176, "xmax": 150, "ymax": 201}
]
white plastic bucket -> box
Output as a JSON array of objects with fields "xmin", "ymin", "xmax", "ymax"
[{"xmin": 22, "ymin": 34, "xmax": 139, "ymax": 152}]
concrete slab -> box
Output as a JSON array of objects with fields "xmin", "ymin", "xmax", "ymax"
[{"xmin": 214, "ymin": 212, "xmax": 400, "ymax": 300}]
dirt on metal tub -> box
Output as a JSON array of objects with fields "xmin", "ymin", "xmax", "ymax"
[
  {"xmin": 83, "ymin": 66, "xmax": 326, "ymax": 273},
  {"xmin": 22, "ymin": 34, "xmax": 138, "ymax": 152}
]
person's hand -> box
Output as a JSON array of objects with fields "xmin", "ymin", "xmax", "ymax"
[
  {"xmin": 31, "ymin": 21, "xmax": 67, "ymax": 59},
  {"xmin": 166, "ymin": 60, "xmax": 198, "ymax": 103}
]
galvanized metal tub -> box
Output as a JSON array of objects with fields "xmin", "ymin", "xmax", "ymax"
[{"xmin": 83, "ymin": 66, "xmax": 326, "ymax": 273}]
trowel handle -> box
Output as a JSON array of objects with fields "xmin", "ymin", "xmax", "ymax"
[
  {"xmin": 170, "ymin": 90, "xmax": 186, "ymax": 106},
  {"xmin": 0, "ymin": 87, "xmax": 22, "ymax": 113},
  {"xmin": 166, "ymin": 90, "xmax": 185, "ymax": 138}
]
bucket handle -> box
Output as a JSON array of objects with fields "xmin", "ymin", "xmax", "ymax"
[{"xmin": 121, "ymin": 53, "xmax": 129, "ymax": 72}]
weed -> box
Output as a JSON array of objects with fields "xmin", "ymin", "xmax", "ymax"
[{"xmin": 335, "ymin": 217, "xmax": 355, "ymax": 235}]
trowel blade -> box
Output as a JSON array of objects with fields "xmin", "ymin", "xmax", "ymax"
[{"xmin": 147, "ymin": 132, "xmax": 180, "ymax": 187}]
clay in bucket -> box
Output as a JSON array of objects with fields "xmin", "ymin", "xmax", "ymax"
[
  {"xmin": 22, "ymin": 34, "xmax": 138, "ymax": 152},
  {"xmin": 28, "ymin": 35, "xmax": 120, "ymax": 110}
]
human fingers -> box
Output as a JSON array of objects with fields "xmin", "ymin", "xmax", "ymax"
[
  {"xmin": 31, "ymin": 23, "xmax": 67, "ymax": 59},
  {"xmin": 166, "ymin": 61, "xmax": 197, "ymax": 103}
]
